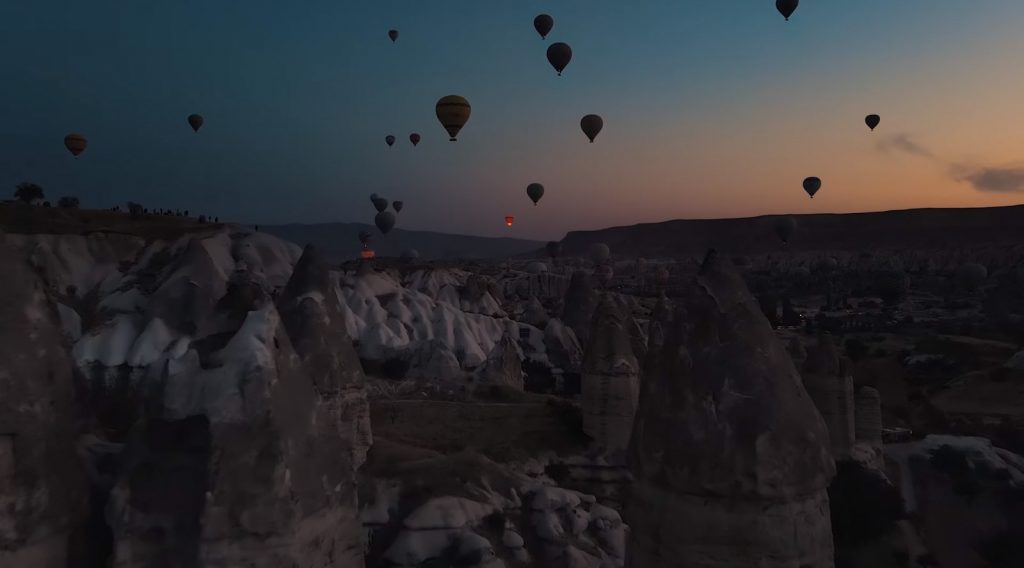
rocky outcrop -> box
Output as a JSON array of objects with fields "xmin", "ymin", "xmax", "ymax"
[
  {"xmin": 104, "ymin": 243, "xmax": 370, "ymax": 567},
  {"xmin": 522, "ymin": 296, "xmax": 550, "ymax": 329},
  {"xmin": 581, "ymin": 296, "xmax": 640, "ymax": 456},
  {"xmin": 0, "ymin": 240, "xmax": 86, "ymax": 567},
  {"xmin": 803, "ymin": 334, "xmax": 856, "ymax": 459},
  {"xmin": 477, "ymin": 333, "xmax": 524, "ymax": 390},
  {"xmin": 627, "ymin": 254, "xmax": 836, "ymax": 568},
  {"xmin": 543, "ymin": 318, "xmax": 583, "ymax": 376},
  {"xmin": 562, "ymin": 271, "xmax": 598, "ymax": 347}
]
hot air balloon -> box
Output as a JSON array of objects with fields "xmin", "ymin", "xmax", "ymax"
[
  {"xmin": 409, "ymin": 133, "xmax": 420, "ymax": 146},
  {"xmin": 436, "ymin": 95, "xmax": 471, "ymax": 141},
  {"xmin": 803, "ymin": 177, "xmax": 822, "ymax": 198},
  {"xmin": 64, "ymin": 134, "xmax": 87, "ymax": 157},
  {"xmin": 385, "ymin": 135, "xmax": 395, "ymax": 147},
  {"xmin": 372, "ymin": 196, "xmax": 389, "ymax": 213},
  {"xmin": 775, "ymin": 216, "xmax": 798, "ymax": 244},
  {"xmin": 546, "ymin": 42, "xmax": 572, "ymax": 76},
  {"xmin": 546, "ymin": 241, "xmax": 562, "ymax": 259},
  {"xmin": 956, "ymin": 263, "xmax": 988, "ymax": 290},
  {"xmin": 187, "ymin": 114, "xmax": 204, "ymax": 132},
  {"xmin": 581, "ymin": 114, "xmax": 603, "ymax": 143},
  {"xmin": 589, "ymin": 243, "xmax": 610, "ymax": 265},
  {"xmin": 534, "ymin": 14, "xmax": 553, "ymax": 39},
  {"xmin": 526, "ymin": 183, "xmax": 544, "ymax": 205},
  {"xmin": 375, "ymin": 211, "xmax": 396, "ymax": 234},
  {"xmin": 505, "ymin": 215, "xmax": 515, "ymax": 227},
  {"xmin": 388, "ymin": 29, "xmax": 398, "ymax": 42},
  {"xmin": 393, "ymin": 200, "xmax": 403, "ymax": 213},
  {"xmin": 360, "ymin": 249, "xmax": 376, "ymax": 259},
  {"xmin": 776, "ymin": 0, "xmax": 798, "ymax": 21},
  {"xmin": 865, "ymin": 114, "xmax": 880, "ymax": 131}
]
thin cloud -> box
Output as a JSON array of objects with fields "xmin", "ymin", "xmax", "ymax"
[
  {"xmin": 952, "ymin": 164, "xmax": 1024, "ymax": 193},
  {"xmin": 875, "ymin": 133, "xmax": 934, "ymax": 158}
]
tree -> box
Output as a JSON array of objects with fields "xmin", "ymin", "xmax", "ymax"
[
  {"xmin": 14, "ymin": 182, "xmax": 44, "ymax": 203},
  {"xmin": 58, "ymin": 196, "xmax": 80, "ymax": 209}
]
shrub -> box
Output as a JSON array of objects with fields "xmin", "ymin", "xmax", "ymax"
[
  {"xmin": 14, "ymin": 182, "xmax": 44, "ymax": 203},
  {"xmin": 58, "ymin": 196, "xmax": 81, "ymax": 208}
]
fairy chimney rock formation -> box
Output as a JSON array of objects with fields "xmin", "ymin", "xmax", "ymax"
[
  {"xmin": 802, "ymin": 334, "xmax": 856, "ymax": 459},
  {"xmin": 562, "ymin": 270, "xmax": 598, "ymax": 347},
  {"xmin": 627, "ymin": 254, "xmax": 835, "ymax": 568},
  {"xmin": 854, "ymin": 386, "xmax": 883, "ymax": 449},
  {"xmin": 581, "ymin": 294, "xmax": 640, "ymax": 456}
]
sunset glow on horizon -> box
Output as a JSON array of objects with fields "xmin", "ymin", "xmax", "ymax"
[{"xmin": 3, "ymin": 0, "xmax": 1023, "ymax": 240}]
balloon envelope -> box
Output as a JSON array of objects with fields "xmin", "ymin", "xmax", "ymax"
[
  {"xmin": 388, "ymin": 29, "xmax": 398, "ymax": 42},
  {"xmin": 803, "ymin": 177, "xmax": 822, "ymax": 198},
  {"xmin": 375, "ymin": 211, "xmax": 396, "ymax": 234},
  {"xmin": 187, "ymin": 114, "xmax": 204, "ymax": 132},
  {"xmin": 776, "ymin": 0, "xmax": 798, "ymax": 20},
  {"xmin": 526, "ymin": 183, "xmax": 545, "ymax": 205},
  {"xmin": 546, "ymin": 42, "xmax": 572, "ymax": 75},
  {"xmin": 865, "ymin": 114, "xmax": 881, "ymax": 131},
  {"xmin": 775, "ymin": 216, "xmax": 798, "ymax": 244},
  {"xmin": 436, "ymin": 95, "xmax": 471, "ymax": 141},
  {"xmin": 505, "ymin": 216, "xmax": 514, "ymax": 227},
  {"xmin": 589, "ymin": 243, "xmax": 611, "ymax": 265},
  {"xmin": 534, "ymin": 14, "xmax": 553, "ymax": 39},
  {"xmin": 393, "ymin": 200, "xmax": 404, "ymax": 213},
  {"xmin": 372, "ymin": 197, "xmax": 389, "ymax": 213},
  {"xmin": 385, "ymin": 135, "xmax": 395, "ymax": 147},
  {"xmin": 64, "ymin": 133, "xmax": 87, "ymax": 157},
  {"xmin": 581, "ymin": 114, "xmax": 603, "ymax": 143},
  {"xmin": 409, "ymin": 133, "xmax": 420, "ymax": 146}
]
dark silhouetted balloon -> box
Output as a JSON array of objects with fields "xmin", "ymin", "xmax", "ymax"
[
  {"xmin": 64, "ymin": 134, "xmax": 87, "ymax": 157},
  {"xmin": 187, "ymin": 114, "xmax": 204, "ymax": 132},
  {"xmin": 776, "ymin": 0, "xmax": 798, "ymax": 21},
  {"xmin": 385, "ymin": 135, "xmax": 395, "ymax": 147},
  {"xmin": 865, "ymin": 114, "xmax": 880, "ymax": 131},
  {"xmin": 526, "ymin": 183, "xmax": 545, "ymax": 205},
  {"xmin": 375, "ymin": 211, "xmax": 396, "ymax": 234},
  {"xmin": 534, "ymin": 14, "xmax": 553, "ymax": 39},
  {"xmin": 393, "ymin": 200, "xmax": 403, "ymax": 213},
  {"xmin": 581, "ymin": 114, "xmax": 603, "ymax": 143},
  {"xmin": 436, "ymin": 95, "xmax": 471, "ymax": 141},
  {"xmin": 546, "ymin": 42, "xmax": 572, "ymax": 76},
  {"xmin": 372, "ymin": 197, "xmax": 389, "ymax": 213},
  {"xmin": 546, "ymin": 241, "xmax": 562, "ymax": 259},
  {"xmin": 803, "ymin": 177, "xmax": 822, "ymax": 198},
  {"xmin": 775, "ymin": 216, "xmax": 798, "ymax": 244},
  {"xmin": 505, "ymin": 215, "xmax": 514, "ymax": 227},
  {"xmin": 589, "ymin": 243, "xmax": 610, "ymax": 265},
  {"xmin": 388, "ymin": 29, "xmax": 398, "ymax": 42},
  {"xmin": 409, "ymin": 133, "xmax": 420, "ymax": 146},
  {"xmin": 956, "ymin": 263, "xmax": 988, "ymax": 289}
]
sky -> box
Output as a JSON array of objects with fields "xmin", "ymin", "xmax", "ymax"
[{"xmin": 2, "ymin": 0, "xmax": 1024, "ymax": 240}]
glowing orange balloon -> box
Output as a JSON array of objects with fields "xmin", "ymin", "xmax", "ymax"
[{"xmin": 505, "ymin": 215, "xmax": 514, "ymax": 227}]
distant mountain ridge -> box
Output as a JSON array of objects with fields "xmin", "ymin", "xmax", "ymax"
[
  {"xmin": 558, "ymin": 205, "xmax": 1024, "ymax": 258},
  {"xmin": 262, "ymin": 222, "xmax": 545, "ymax": 262}
]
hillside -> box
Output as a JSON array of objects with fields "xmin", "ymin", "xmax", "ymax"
[
  {"xmin": 262, "ymin": 222, "xmax": 544, "ymax": 261},
  {"xmin": 558, "ymin": 205, "xmax": 1024, "ymax": 258}
]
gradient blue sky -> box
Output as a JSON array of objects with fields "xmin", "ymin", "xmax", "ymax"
[{"xmin": 3, "ymin": 0, "xmax": 1024, "ymax": 239}]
